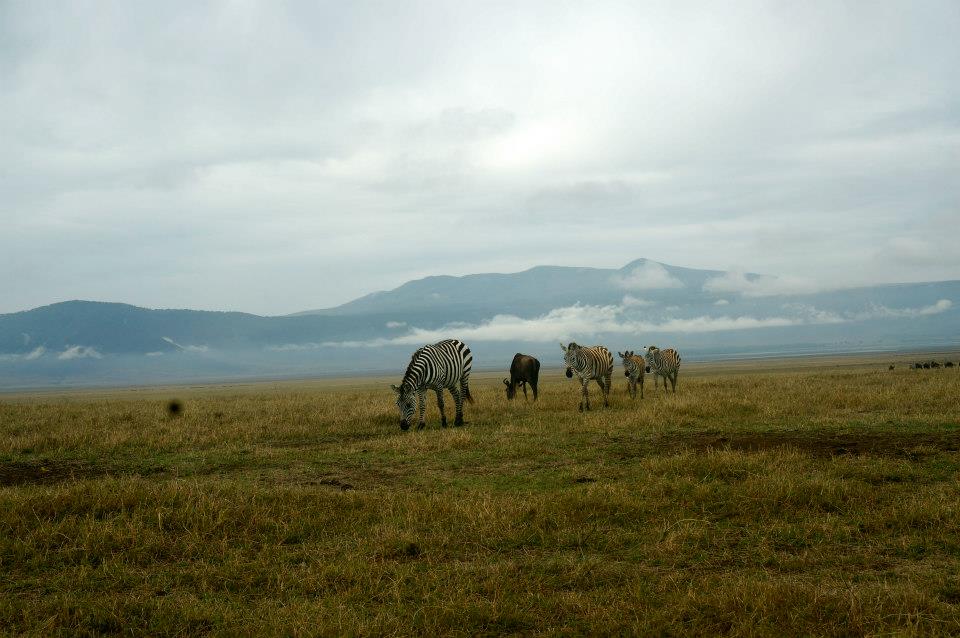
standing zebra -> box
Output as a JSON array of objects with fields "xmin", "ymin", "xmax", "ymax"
[
  {"xmin": 561, "ymin": 342, "xmax": 613, "ymax": 411},
  {"xmin": 391, "ymin": 339, "xmax": 474, "ymax": 430},
  {"xmin": 618, "ymin": 350, "xmax": 646, "ymax": 399},
  {"xmin": 645, "ymin": 345, "xmax": 681, "ymax": 393}
]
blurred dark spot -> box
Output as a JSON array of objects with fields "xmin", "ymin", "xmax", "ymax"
[
  {"xmin": 167, "ymin": 400, "xmax": 183, "ymax": 417},
  {"xmin": 565, "ymin": 368, "xmax": 573, "ymax": 378},
  {"xmin": 574, "ymin": 476, "xmax": 596, "ymax": 484}
]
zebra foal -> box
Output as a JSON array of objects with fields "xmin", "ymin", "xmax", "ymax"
[
  {"xmin": 391, "ymin": 339, "xmax": 474, "ymax": 430},
  {"xmin": 618, "ymin": 350, "xmax": 645, "ymax": 399},
  {"xmin": 561, "ymin": 342, "xmax": 613, "ymax": 411}
]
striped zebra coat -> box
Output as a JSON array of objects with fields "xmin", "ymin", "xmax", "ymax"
[
  {"xmin": 391, "ymin": 339, "xmax": 473, "ymax": 430},
  {"xmin": 561, "ymin": 342, "xmax": 613, "ymax": 411},
  {"xmin": 618, "ymin": 350, "xmax": 645, "ymax": 399},
  {"xmin": 645, "ymin": 345, "xmax": 681, "ymax": 393}
]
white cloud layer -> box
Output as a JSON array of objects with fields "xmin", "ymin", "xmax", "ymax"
[
  {"xmin": 704, "ymin": 272, "xmax": 825, "ymax": 297},
  {"xmin": 319, "ymin": 297, "xmax": 954, "ymax": 347},
  {"xmin": 613, "ymin": 262, "xmax": 684, "ymax": 291},
  {"xmin": 58, "ymin": 345, "xmax": 103, "ymax": 360},
  {"xmin": 161, "ymin": 336, "xmax": 209, "ymax": 352}
]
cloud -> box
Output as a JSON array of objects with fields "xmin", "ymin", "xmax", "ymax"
[
  {"xmin": 320, "ymin": 296, "xmax": 955, "ymax": 348},
  {"xmin": 704, "ymin": 271, "xmax": 823, "ymax": 297},
  {"xmin": 386, "ymin": 321, "xmax": 407, "ymax": 328},
  {"xmin": 855, "ymin": 299, "xmax": 952, "ymax": 320},
  {"xmin": 613, "ymin": 262, "xmax": 684, "ymax": 291},
  {"xmin": 621, "ymin": 295, "xmax": 654, "ymax": 307},
  {"xmin": 145, "ymin": 351, "xmax": 164, "ymax": 357},
  {"xmin": 58, "ymin": 345, "xmax": 103, "ymax": 360},
  {"xmin": 161, "ymin": 336, "xmax": 209, "ymax": 352},
  {"xmin": 265, "ymin": 343, "xmax": 323, "ymax": 351},
  {"xmin": 1, "ymin": 4, "xmax": 958, "ymax": 315},
  {"xmin": 323, "ymin": 303, "xmax": 813, "ymax": 347},
  {"xmin": 0, "ymin": 346, "xmax": 47, "ymax": 361},
  {"xmin": 713, "ymin": 299, "xmax": 730, "ymax": 306}
]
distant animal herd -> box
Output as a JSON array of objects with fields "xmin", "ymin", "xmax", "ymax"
[
  {"xmin": 904, "ymin": 361, "xmax": 955, "ymax": 369},
  {"xmin": 390, "ymin": 339, "xmax": 682, "ymax": 430}
]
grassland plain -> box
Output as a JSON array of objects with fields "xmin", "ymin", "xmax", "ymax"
[{"xmin": 2, "ymin": 354, "xmax": 960, "ymax": 636}]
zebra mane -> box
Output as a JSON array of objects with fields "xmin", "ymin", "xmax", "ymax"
[{"xmin": 400, "ymin": 346, "xmax": 426, "ymax": 387}]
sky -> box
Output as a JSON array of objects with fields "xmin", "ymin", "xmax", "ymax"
[{"xmin": 2, "ymin": 1, "xmax": 958, "ymax": 316}]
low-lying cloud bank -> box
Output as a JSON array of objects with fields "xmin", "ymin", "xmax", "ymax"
[
  {"xmin": 318, "ymin": 298, "xmax": 952, "ymax": 348},
  {"xmin": 161, "ymin": 336, "xmax": 209, "ymax": 353},
  {"xmin": 58, "ymin": 345, "xmax": 103, "ymax": 360},
  {"xmin": 703, "ymin": 271, "xmax": 824, "ymax": 297}
]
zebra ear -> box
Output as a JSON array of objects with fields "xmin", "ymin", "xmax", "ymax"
[
  {"xmin": 618, "ymin": 351, "xmax": 624, "ymax": 358},
  {"xmin": 560, "ymin": 343, "xmax": 567, "ymax": 352},
  {"xmin": 390, "ymin": 384, "xmax": 400, "ymax": 393}
]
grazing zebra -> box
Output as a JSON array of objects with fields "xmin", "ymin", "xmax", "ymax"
[
  {"xmin": 391, "ymin": 339, "xmax": 473, "ymax": 431},
  {"xmin": 645, "ymin": 345, "xmax": 681, "ymax": 393},
  {"xmin": 561, "ymin": 342, "xmax": 613, "ymax": 411},
  {"xmin": 618, "ymin": 350, "xmax": 646, "ymax": 399}
]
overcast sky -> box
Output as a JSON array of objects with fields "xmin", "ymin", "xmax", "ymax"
[{"xmin": 2, "ymin": 1, "xmax": 958, "ymax": 316}]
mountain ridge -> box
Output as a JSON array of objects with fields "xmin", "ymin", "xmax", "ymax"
[{"xmin": 2, "ymin": 258, "xmax": 958, "ymax": 388}]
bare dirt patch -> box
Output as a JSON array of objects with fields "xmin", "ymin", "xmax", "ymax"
[
  {"xmin": 676, "ymin": 431, "xmax": 960, "ymax": 459},
  {"xmin": 0, "ymin": 460, "xmax": 165, "ymax": 487}
]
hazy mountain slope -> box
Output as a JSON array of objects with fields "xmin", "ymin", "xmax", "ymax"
[{"xmin": 296, "ymin": 259, "xmax": 729, "ymax": 317}]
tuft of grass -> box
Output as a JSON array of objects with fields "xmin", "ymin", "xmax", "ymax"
[{"xmin": 1, "ymin": 362, "xmax": 959, "ymax": 635}]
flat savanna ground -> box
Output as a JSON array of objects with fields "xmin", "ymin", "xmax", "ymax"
[{"xmin": 2, "ymin": 353, "xmax": 960, "ymax": 636}]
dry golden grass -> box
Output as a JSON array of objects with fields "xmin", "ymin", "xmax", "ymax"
[{"xmin": 2, "ymin": 357, "xmax": 960, "ymax": 636}]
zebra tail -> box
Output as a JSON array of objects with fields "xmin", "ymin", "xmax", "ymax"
[{"xmin": 463, "ymin": 383, "xmax": 475, "ymax": 404}]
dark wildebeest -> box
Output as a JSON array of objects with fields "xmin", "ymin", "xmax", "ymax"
[
  {"xmin": 923, "ymin": 362, "xmax": 932, "ymax": 369},
  {"xmin": 888, "ymin": 364, "xmax": 895, "ymax": 371},
  {"xmin": 504, "ymin": 353, "xmax": 540, "ymax": 401},
  {"xmin": 946, "ymin": 362, "xmax": 955, "ymax": 368}
]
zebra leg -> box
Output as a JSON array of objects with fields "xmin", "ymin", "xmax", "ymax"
[
  {"xmin": 580, "ymin": 378, "xmax": 590, "ymax": 411},
  {"xmin": 451, "ymin": 386, "xmax": 465, "ymax": 426},
  {"xmin": 435, "ymin": 388, "xmax": 447, "ymax": 427},
  {"xmin": 629, "ymin": 377, "xmax": 636, "ymax": 399},
  {"xmin": 640, "ymin": 374, "xmax": 644, "ymax": 399},
  {"xmin": 417, "ymin": 390, "xmax": 427, "ymax": 430},
  {"xmin": 671, "ymin": 372, "xmax": 678, "ymax": 393},
  {"xmin": 603, "ymin": 374, "xmax": 611, "ymax": 407}
]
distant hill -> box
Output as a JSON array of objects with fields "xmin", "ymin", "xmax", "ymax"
[
  {"xmin": 293, "ymin": 259, "xmax": 730, "ymax": 317},
  {"xmin": 2, "ymin": 259, "xmax": 958, "ymax": 388}
]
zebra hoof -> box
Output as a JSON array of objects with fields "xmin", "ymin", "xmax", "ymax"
[
  {"xmin": 454, "ymin": 418, "xmax": 464, "ymax": 427},
  {"xmin": 440, "ymin": 418, "xmax": 448, "ymax": 428}
]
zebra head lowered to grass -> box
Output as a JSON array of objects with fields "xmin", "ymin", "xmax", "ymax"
[
  {"xmin": 618, "ymin": 350, "xmax": 646, "ymax": 400},
  {"xmin": 645, "ymin": 345, "xmax": 682, "ymax": 393},
  {"xmin": 560, "ymin": 342, "xmax": 614, "ymax": 412},
  {"xmin": 391, "ymin": 339, "xmax": 474, "ymax": 431}
]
